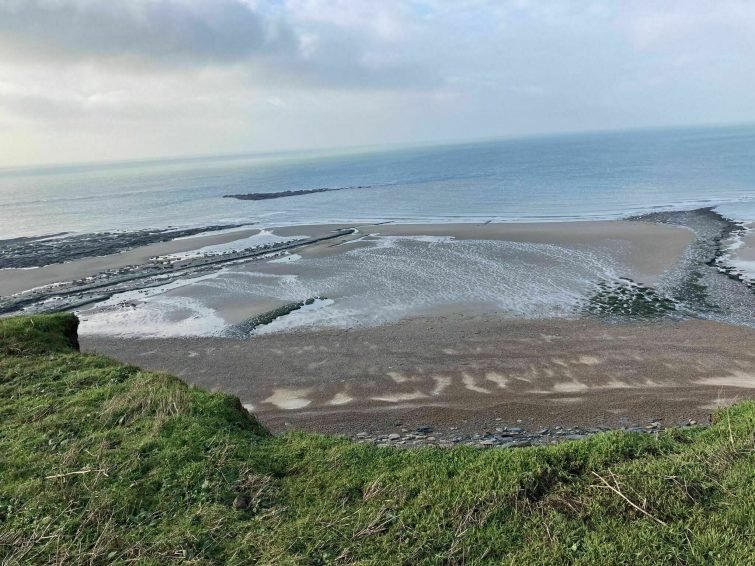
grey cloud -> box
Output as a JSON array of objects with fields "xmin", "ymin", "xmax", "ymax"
[
  {"xmin": 0, "ymin": 0, "xmax": 440, "ymax": 90},
  {"xmin": 256, "ymin": 32, "xmax": 443, "ymax": 91},
  {"xmin": 0, "ymin": 0, "xmax": 297, "ymax": 65}
]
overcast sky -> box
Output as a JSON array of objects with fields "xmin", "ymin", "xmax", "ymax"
[{"xmin": 1, "ymin": 0, "xmax": 754, "ymax": 167}]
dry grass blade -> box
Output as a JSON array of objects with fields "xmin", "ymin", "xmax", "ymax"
[
  {"xmin": 45, "ymin": 468, "xmax": 109, "ymax": 480},
  {"xmin": 591, "ymin": 471, "xmax": 667, "ymax": 526}
]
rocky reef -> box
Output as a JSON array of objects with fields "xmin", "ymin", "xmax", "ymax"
[
  {"xmin": 224, "ymin": 297, "xmax": 328, "ymax": 337},
  {"xmin": 224, "ymin": 185, "xmax": 371, "ymax": 201},
  {"xmin": 585, "ymin": 207, "xmax": 755, "ymax": 325},
  {"xmin": 0, "ymin": 224, "xmax": 251, "ymax": 269}
]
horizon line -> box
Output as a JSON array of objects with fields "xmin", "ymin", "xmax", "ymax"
[{"xmin": 2, "ymin": 119, "xmax": 754, "ymax": 176}]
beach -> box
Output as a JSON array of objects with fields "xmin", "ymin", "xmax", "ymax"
[
  {"xmin": 1, "ymin": 219, "xmax": 692, "ymax": 296},
  {"xmin": 21, "ymin": 209, "xmax": 737, "ymax": 444},
  {"xmin": 5, "ymin": 7, "xmax": 755, "ymax": 560},
  {"xmin": 83, "ymin": 316, "xmax": 755, "ymax": 444},
  {"xmin": 2, "ymin": 170, "xmax": 754, "ymax": 443},
  {"xmin": 64, "ymin": 217, "xmax": 705, "ymax": 335},
  {"xmin": 0, "ymin": 227, "xmax": 260, "ymax": 296}
]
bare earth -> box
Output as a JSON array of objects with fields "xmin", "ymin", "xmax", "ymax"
[{"xmin": 83, "ymin": 316, "xmax": 755, "ymax": 436}]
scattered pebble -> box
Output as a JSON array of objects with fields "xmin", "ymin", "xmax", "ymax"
[{"xmin": 347, "ymin": 418, "xmax": 698, "ymax": 449}]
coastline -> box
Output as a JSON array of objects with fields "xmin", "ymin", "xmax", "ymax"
[
  {"xmin": 5, "ymin": 206, "xmax": 755, "ymax": 443},
  {"xmin": 2, "ymin": 207, "xmax": 754, "ymax": 335},
  {"xmin": 1, "ymin": 217, "xmax": 696, "ymax": 323}
]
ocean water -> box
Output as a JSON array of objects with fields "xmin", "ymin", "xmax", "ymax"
[{"xmin": 2, "ymin": 124, "xmax": 755, "ymax": 240}]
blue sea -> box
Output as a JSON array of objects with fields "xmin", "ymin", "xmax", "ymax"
[{"xmin": 2, "ymin": 124, "xmax": 755, "ymax": 240}]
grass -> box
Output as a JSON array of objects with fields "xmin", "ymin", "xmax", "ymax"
[{"xmin": 1, "ymin": 314, "xmax": 754, "ymax": 564}]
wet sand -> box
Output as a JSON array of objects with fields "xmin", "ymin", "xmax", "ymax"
[
  {"xmin": 278, "ymin": 220, "xmax": 693, "ymax": 284},
  {"xmin": 3, "ymin": 220, "xmax": 691, "ymax": 298},
  {"xmin": 729, "ymin": 227, "xmax": 755, "ymax": 263},
  {"xmin": 83, "ymin": 316, "xmax": 755, "ymax": 436},
  {"xmin": 185, "ymin": 220, "xmax": 694, "ymax": 328}
]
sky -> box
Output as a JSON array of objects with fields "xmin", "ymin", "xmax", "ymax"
[{"xmin": 0, "ymin": 0, "xmax": 754, "ymax": 167}]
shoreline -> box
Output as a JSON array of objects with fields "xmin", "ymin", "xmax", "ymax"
[
  {"xmin": 0, "ymin": 227, "xmax": 262, "ymax": 296},
  {"xmin": 1, "ymin": 206, "xmax": 747, "ymax": 295},
  {"xmin": 3, "ymin": 206, "xmax": 754, "ymax": 444},
  {"xmin": 2, "ymin": 217, "xmax": 694, "ymax": 319},
  {"xmin": 4, "ymin": 207, "xmax": 755, "ymax": 333}
]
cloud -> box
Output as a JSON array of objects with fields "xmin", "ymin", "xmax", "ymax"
[
  {"xmin": 284, "ymin": 0, "xmax": 411, "ymax": 42},
  {"xmin": 0, "ymin": 0, "xmax": 440, "ymax": 91},
  {"xmin": 619, "ymin": 0, "xmax": 755, "ymax": 51},
  {"xmin": 0, "ymin": 0, "xmax": 298, "ymax": 66},
  {"xmin": 1, "ymin": 1, "xmax": 755, "ymax": 167}
]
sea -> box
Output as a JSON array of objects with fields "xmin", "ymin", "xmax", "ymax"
[{"xmin": 2, "ymin": 124, "xmax": 755, "ymax": 240}]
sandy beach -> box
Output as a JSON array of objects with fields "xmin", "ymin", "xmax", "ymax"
[
  {"xmin": 8, "ymin": 211, "xmax": 755, "ymax": 439},
  {"xmin": 2, "ymin": 219, "xmax": 692, "ymax": 298},
  {"xmin": 83, "ymin": 316, "xmax": 755, "ymax": 437},
  {"xmin": 278, "ymin": 220, "xmax": 694, "ymax": 284},
  {"xmin": 64, "ymin": 218, "xmax": 700, "ymax": 335}
]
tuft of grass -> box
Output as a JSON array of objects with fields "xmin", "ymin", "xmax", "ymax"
[
  {"xmin": 1, "ymin": 314, "xmax": 754, "ymax": 564},
  {"xmin": 0, "ymin": 313, "xmax": 79, "ymax": 355}
]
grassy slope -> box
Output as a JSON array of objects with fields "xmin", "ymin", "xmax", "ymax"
[{"xmin": 0, "ymin": 315, "xmax": 753, "ymax": 565}]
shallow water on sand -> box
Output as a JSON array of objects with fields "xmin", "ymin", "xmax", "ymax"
[{"xmin": 78, "ymin": 233, "xmax": 627, "ymax": 337}]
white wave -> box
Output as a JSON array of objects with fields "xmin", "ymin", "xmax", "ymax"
[
  {"xmin": 79, "ymin": 235, "xmax": 623, "ymax": 337},
  {"xmin": 722, "ymin": 223, "xmax": 755, "ymax": 279},
  {"xmin": 78, "ymin": 295, "xmax": 228, "ymax": 337},
  {"xmin": 728, "ymin": 258, "xmax": 755, "ymax": 279},
  {"xmin": 164, "ymin": 229, "xmax": 305, "ymax": 260},
  {"xmin": 268, "ymin": 253, "xmax": 302, "ymax": 264}
]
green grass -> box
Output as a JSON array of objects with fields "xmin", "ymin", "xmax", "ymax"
[{"xmin": 1, "ymin": 314, "xmax": 753, "ymax": 564}]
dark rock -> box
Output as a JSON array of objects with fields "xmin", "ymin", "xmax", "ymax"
[
  {"xmin": 0, "ymin": 223, "xmax": 250, "ymax": 269},
  {"xmin": 224, "ymin": 185, "xmax": 372, "ymax": 202},
  {"xmin": 233, "ymin": 495, "xmax": 250, "ymax": 510}
]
